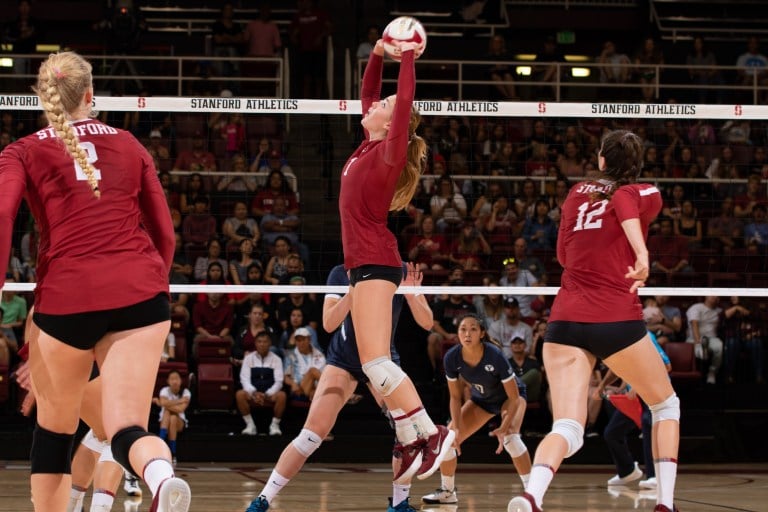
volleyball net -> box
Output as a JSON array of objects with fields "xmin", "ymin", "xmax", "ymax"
[{"xmin": 3, "ymin": 95, "xmax": 767, "ymax": 304}]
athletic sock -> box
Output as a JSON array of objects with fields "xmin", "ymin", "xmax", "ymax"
[
  {"xmin": 392, "ymin": 482, "xmax": 411, "ymax": 507},
  {"xmin": 261, "ymin": 469, "xmax": 290, "ymax": 503},
  {"xmin": 441, "ymin": 474, "xmax": 455, "ymax": 492},
  {"xmin": 142, "ymin": 458, "xmax": 175, "ymax": 497},
  {"xmin": 526, "ymin": 464, "xmax": 555, "ymax": 509}
]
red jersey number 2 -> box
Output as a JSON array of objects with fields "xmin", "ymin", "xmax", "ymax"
[
  {"xmin": 74, "ymin": 141, "xmax": 103, "ymax": 181},
  {"xmin": 573, "ymin": 199, "xmax": 607, "ymax": 231}
]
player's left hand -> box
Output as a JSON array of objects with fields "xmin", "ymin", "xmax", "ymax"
[
  {"xmin": 625, "ymin": 260, "xmax": 648, "ymax": 293},
  {"xmin": 491, "ymin": 427, "xmax": 506, "ymax": 454},
  {"xmin": 393, "ymin": 40, "xmax": 423, "ymax": 58},
  {"xmin": 402, "ymin": 261, "xmax": 423, "ymax": 288}
]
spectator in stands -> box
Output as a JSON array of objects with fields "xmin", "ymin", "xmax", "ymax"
[
  {"xmin": 278, "ymin": 307, "xmax": 319, "ymax": 356},
  {"xmin": 648, "ymin": 217, "xmax": 694, "ymax": 280},
  {"xmin": 277, "ymin": 253, "xmax": 306, "ymax": 286},
  {"xmin": 529, "ymin": 318, "xmax": 547, "ymax": 362},
  {"xmin": 512, "ymin": 237, "xmax": 546, "ymax": 282},
  {"xmin": 449, "ymin": 221, "xmax": 492, "ymax": 270},
  {"xmin": 145, "ymin": 129, "xmax": 171, "ymax": 171},
  {"xmin": 427, "ymin": 281, "xmax": 477, "ymax": 370},
  {"xmin": 508, "ymin": 336, "xmax": 543, "ymax": 403},
  {"xmin": 522, "ymin": 199, "xmax": 558, "ymax": 251},
  {"xmin": 634, "ymin": 35, "xmax": 664, "ymax": 103},
  {"xmin": 356, "ymin": 24, "xmax": 379, "ymax": 61},
  {"xmin": 152, "ymin": 369, "xmax": 190, "ymax": 465},
  {"xmin": 486, "ymin": 34, "xmax": 518, "ymax": 100},
  {"xmin": 556, "ymin": 141, "xmax": 586, "ymax": 178},
  {"xmin": 248, "ymin": 137, "xmax": 273, "ymax": 173},
  {"xmin": 260, "ymin": 199, "xmax": 301, "ymax": 249},
  {"xmin": 430, "ymin": 176, "xmax": 467, "ymax": 233},
  {"xmin": 210, "ymin": 2, "xmax": 244, "ymax": 78},
  {"xmin": 192, "ymin": 290, "xmax": 235, "ymax": 356},
  {"xmin": 289, "ymin": 0, "xmax": 332, "ymax": 99},
  {"xmin": 744, "ymin": 203, "xmax": 768, "ymax": 257},
  {"xmin": 2, "ymin": 0, "xmax": 38, "ymax": 76},
  {"xmin": 193, "ymin": 239, "xmax": 228, "ymax": 283},
  {"xmin": 0, "ymin": 278, "xmax": 26, "ymax": 344},
  {"xmin": 686, "ymin": 36, "xmax": 723, "ymax": 104},
  {"xmin": 723, "ymin": 296, "xmax": 765, "ymax": 384},
  {"xmin": 245, "ymin": 2, "xmax": 282, "ymax": 57},
  {"xmin": 277, "ymin": 279, "xmax": 319, "ymax": 332},
  {"xmin": 216, "ymin": 153, "xmax": 258, "ymax": 208},
  {"xmin": 473, "ymin": 280, "xmax": 504, "ymax": 327},
  {"xmin": 735, "ymin": 36, "xmax": 768, "ymax": 102},
  {"xmin": 0, "ymin": 131, "xmax": 12, "ymax": 152},
  {"xmin": 735, "ymin": 174, "xmax": 768, "ymax": 218},
  {"xmin": 707, "ymin": 196, "xmax": 744, "ymax": 254},
  {"xmin": 482, "ymin": 194, "xmax": 520, "ymax": 246},
  {"xmin": 499, "ymin": 256, "xmax": 543, "ymax": 323},
  {"xmin": 182, "ymin": 195, "xmax": 216, "ymax": 258},
  {"xmin": 674, "ymin": 200, "xmax": 703, "ymax": 249},
  {"xmin": 234, "ymin": 302, "xmax": 278, "ymax": 365},
  {"xmin": 488, "ymin": 297, "xmax": 534, "ymax": 359},
  {"xmin": 283, "ymin": 327, "xmax": 326, "ymax": 402},
  {"xmin": 645, "ymin": 295, "xmax": 683, "ymax": 346},
  {"xmin": 662, "ymin": 183, "xmax": 686, "ymax": 221},
  {"xmin": 170, "ymin": 233, "xmax": 192, "ymax": 320},
  {"xmin": 407, "ymin": 215, "xmax": 450, "ymax": 271},
  {"xmin": 719, "ymin": 119, "xmax": 752, "ymax": 146},
  {"xmin": 656, "ymin": 120, "xmax": 684, "ymax": 166},
  {"xmin": 470, "ymin": 181, "xmax": 504, "ymax": 221},
  {"xmin": 252, "ymin": 168, "xmax": 299, "ymax": 219},
  {"xmin": 236, "ymin": 330, "xmax": 287, "ymax": 436},
  {"xmin": 218, "ymin": 113, "xmax": 247, "ymax": 157},
  {"xmin": 748, "ymin": 146, "xmax": 768, "ymax": 178},
  {"xmin": 490, "ymin": 141, "xmax": 516, "ymax": 175},
  {"xmin": 233, "ymin": 265, "xmax": 276, "ymax": 335},
  {"xmin": 597, "ymin": 40, "xmax": 632, "ymax": 101},
  {"xmin": 174, "ymin": 131, "xmax": 217, "ymax": 176},
  {"xmin": 515, "ymin": 178, "xmax": 538, "ymax": 220},
  {"xmin": 531, "ymin": 36, "xmax": 566, "ymax": 100},
  {"xmin": 264, "ymin": 236, "xmax": 293, "ymax": 285},
  {"xmin": 256, "ymin": 149, "xmax": 297, "ymax": 189},
  {"xmin": 0, "ymin": 309, "xmax": 14, "ymax": 366},
  {"xmin": 179, "ymin": 172, "xmax": 206, "ymax": 215},
  {"xmin": 686, "ymin": 296, "xmax": 724, "ymax": 384},
  {"xmin": 524, "ymin": 141, "xmax": 551, "ymax": 179},
  {"xmin": 546, "ymin": 176, "xmax": 570, "ymax": 226},
  {"xmin": 229, "ymin": 238, "xmax": 260, "ymax": 286},
  {"xmin": 222, "ymin": 200, "xmax": 261, "ymax": 257}
]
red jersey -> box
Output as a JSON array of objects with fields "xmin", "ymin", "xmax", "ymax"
[
  {"xmin": 0, "ymin": 119, "xmax": 175, "ymax": 314},
  {"xmin": 339, "ymin": 51, "xmax": 415, "ymax": 269},
  {"xmin": 549, "ymin": 182, "xmax": 662, "ymax": 323}
]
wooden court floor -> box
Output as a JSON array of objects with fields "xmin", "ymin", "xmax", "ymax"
[{"xmin": 0, "ymin": 462, "xmax": 766, "ymax": 511}]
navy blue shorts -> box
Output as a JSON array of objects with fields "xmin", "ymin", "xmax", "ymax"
[
  {"xmin": 33, "ymin": 294, "xmax": 170, "ymax": 350},
  {"xmin": 544, "ymin": 320, "xmax": 647, "ymax": 360},
  {"xmin": 471, "ymin": 379, "xmax": 527, "ymax": 415},
  {"xmin": 348, "ymin": 265, "xmax": 403, "ymax": 287}
]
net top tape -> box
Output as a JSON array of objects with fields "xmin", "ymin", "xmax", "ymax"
[
  {"xmin": 1, "ymin": 283, "xmax": 764, "ymax": 297},
  {"xmin": 0, "ymin": 95, "xmax": 761, "ymax": 119}
]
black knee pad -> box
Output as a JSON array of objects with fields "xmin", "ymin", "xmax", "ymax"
[
  {"xmin": 31, "ymin": 424, "xmax": 75, "ymax": 474},
  {"xmin": 111, "ymin": 426, "xmax": 153, "ymax": 476}
]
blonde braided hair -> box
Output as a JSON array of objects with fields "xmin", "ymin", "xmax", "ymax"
[
  {"xmin": 33, "ymin": 52, "xmax": 100, "ymax": 198},
  {"xmin": 390, "ymin": 105, "xmax": 426, "ymax": 211}
]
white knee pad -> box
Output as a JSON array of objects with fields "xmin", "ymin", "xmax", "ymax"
[
  {"xmin": 98, "ymin": 445, "xmax": 115, "ymax": 464},
  {"xmin": 503, "ymin": 433, "xmax": 528, "ymax": 458},
  {"xmin": 442, "ymin": 448, "xmax": 457, "ymax": 462},
  {"xmin": 291, "ymin": 429, "xmax": 323, "ymax": 458},
  {"xmin": 362, "ymin": 357, "xmax": 406, "ymax": 397},
  {"xmin": 649, "ymin": 393, "xmax": 680, "ymax": 424},
  {"xmin": 81, "ymin": 429, "xmax": 108, "ymax": 455},
  {"xmin": 551, "ymin": 419, "xmax": 584, "ymax": 458}
]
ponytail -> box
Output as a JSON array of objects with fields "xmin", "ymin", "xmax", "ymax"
[{"xmin": 390, "ymin": 106, "xmax": 427, "ymax": 211}]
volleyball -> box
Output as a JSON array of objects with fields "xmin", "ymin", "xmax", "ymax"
[{"xmin": 382, "ymin": 16, "xmax": 427, "ymax": 61}]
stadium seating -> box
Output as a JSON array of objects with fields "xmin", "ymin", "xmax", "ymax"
[
  {"xmin": 664, "ymin": 342, "xmax": 702, "ymax": 384},
  {"xmin": 194, "ymin": 363, "xmax": 234, "ymax": 410}
]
